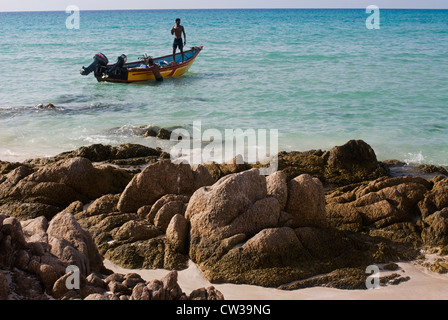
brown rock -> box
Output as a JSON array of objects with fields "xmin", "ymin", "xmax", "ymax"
[
  {"xmin": 122, "ymin": 275, "xmax": 145, "ymax": 289},
  {"xmin": 147, "ymin": 279, "xmax": 166, "ymax": 300},
  {"xmin": 166, "ymin": 214, "xmax": 189, "ymax": 253},
  {"xmin": 327, "ymin": 176, "xmax": 430, "ymax": 229},
  {"xmin": 325, "ymin": 202, "xmax": 363, "ymax": 232},
  {"xmin": 266, "ymin": 171, "xmax": 288, "ymax": 210},
  {"xmin": 189, "ymin": 286, "xmax": 224, "ymax": 300},
  {"xmin": 131, "ymin": 282, "xmax": 151, "ymax": 300},
  {"xmin": 285, "ymin": 174, "xmax": 326, "ymax": 228},
  {"xmin": 47, "ymin": 211, "xmax": 104, "ymax": 276},
  {"xmin": 2, "ymin": 158, "xmax": 131, "ymax": 220},
  {"xmin": 104, "ymin": 273, "xmax": 125, "ymax": 284},
  {"xmin": 21, "ymin": 216, "xmax": 48, "ymax": 243},
  {"xmin": 240, "ymin": 227, "xmax": 306, "ymax": 266},
  {"xmin": 0, "ymin": 202, "xmax": 59, "ymax": 221},
  {"xmin": 187, "ymin": 168, "xmax": 267, "ymax": 239},
  {"xmin": 419, "ymin": 177, "xmax": 448, "ymax": 219},
  {"xmin": 118, "ymin": 160, "xmax": 212, "ymax": 213},
  {"xmin": 277, "ymin": 150, "xmax": 327, "ymax": 184},
  {"xmin": 154, "ymin": 201, "xmax": 186, "ymax": 232},
  {"xmin": 86, "ymin": 273, "xmax": 106, "ymax": 289},
  {"xmin": 325, "ymin": 140, "xmax": 388, "ymax": 186},
  {"xmin": 37, "ymin": 264, "xmax": 60, "ymax": 293},
  {"xmin": 52, "ymin": 271, "xmax": 87, "ymax": 299},
  {"xmin": 108, "ymin": 280, "xmax": 130, "ymax": 295},
  {"xmin": 0, "ymin": 166, "xmax": 34, "ymax": 198},
  {"xmin": 2, "ymin": 216, "xmax": 28, "ymax": 249},
  {"xmin": 422, "ymin": 208, "xmax": 448, "ymax": 246},
  {"xmin": 147, "ymin": 194, "xmax": 190, "ymax": 223},
  {"xmin": 85, "ymin": 194, "xmax": 120, "ymax": 217},
  {"xmin": 84, "ymin": 293, "xmax": 109, "ymax": 300},
  {"xmin": 192, "ymin": 164, "xmax": 216, "ymax": 190},
  {"xmin": 111, "ymin": 220, "xmax": 162, "ymax": 242},
  {"xmin": 161, "ymin": 271, "xmax": 183, "ymax": 300}
]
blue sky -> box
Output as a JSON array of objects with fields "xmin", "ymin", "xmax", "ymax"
[{"xmin": 1, "ymin": 0, "xmax": 448, "ymax": 11}]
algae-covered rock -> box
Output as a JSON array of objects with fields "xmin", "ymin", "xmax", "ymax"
[
  {"xmin": 325, "ymin": 140, "xmax": 387, "ymax": 186},
  {"xmin": 326, "ymin": 176, "xmax": 430, "ymax": 230},
  {"xmin": 422, "ymin": 208, "xmax": 448, "ymax": 246},
  {"xmin": 418, "ymin": 177, "xmax": 448, "ymax": 219}
]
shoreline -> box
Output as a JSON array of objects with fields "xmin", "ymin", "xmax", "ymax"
[
  {"xmin": 1, "ymin": 140, "xmax": 447, "ymax": 180},
  {"xmin": 103, "ymin": 258, "xmax": 448, "ymax": 300}
]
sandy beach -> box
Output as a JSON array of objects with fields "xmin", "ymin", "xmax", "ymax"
[{"xmin": 104, "ymin": 258, "xmax": 448, "ymax": 300}]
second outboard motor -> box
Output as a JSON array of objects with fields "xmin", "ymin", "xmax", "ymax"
[
  {"xmin": 107, "ymin": 54, "xmax": 127, "ymax": 76},
  {"xmin": 80, "ymin": 53, "xmax": 109, "ymax": 76}
]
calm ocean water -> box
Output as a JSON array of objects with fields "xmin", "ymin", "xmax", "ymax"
[{"xmin": 0, "ymin": 9, "xmax": 447, "ymax": 164}]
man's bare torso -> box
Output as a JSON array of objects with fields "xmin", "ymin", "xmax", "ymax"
[{"xmin": 172, "ymin": 25, "xmax": 184, "ymax": 39}]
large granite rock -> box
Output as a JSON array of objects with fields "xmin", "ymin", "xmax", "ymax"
[
  {"xmin": 118, "ymin": 160, "xmax": 214, "ymax": 213},
  {"xmin": 185, "ymin": 168, "xmax": 393, "ymax": 287}
]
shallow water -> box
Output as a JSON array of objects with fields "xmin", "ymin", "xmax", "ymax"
[{"xmin": 1, "ymin": 9, "xmax": 447, "ymax": 164}]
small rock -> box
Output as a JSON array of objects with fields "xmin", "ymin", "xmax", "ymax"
[
  {"xmin": 131, "ymin": 283, "xmax": 151, "ymax": 300},
  {"xmin": 157, "ymin": 128, "xmax": 172, "ymax": 140},
  {"xmin": 189, "ymin": 286, "xmax": 224, "ymax": 300},
  {"xmin": 86, "ymin": 273, "xmax": 106, "ymax": 289},
  {"xmin": 383, "ymin": 263, "xmax": 399, "ymax": 271},
  {"xmin": 84, "ymin": 293, "xmax": 109, "ymax": 300}
]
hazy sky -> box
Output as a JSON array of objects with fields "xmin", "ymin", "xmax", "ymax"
[{"xmin": 1, "ymin": 0, "xmax": 448, "ymax": 12}]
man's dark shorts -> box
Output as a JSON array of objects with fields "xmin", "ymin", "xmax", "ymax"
[{"xmin": 173, "ymin": 38, "xmax": 184, "ymax": 50}]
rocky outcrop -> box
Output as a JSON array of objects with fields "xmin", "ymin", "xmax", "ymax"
[
  {"xmin": 185, "ymin": 168, "xmax": 401, "ymax": 287},
  {"xmin": 277, "ymin": 140, "xmax": 388, "ymax": 186},
  {"xmin": 76, "ymin": 161, "xmax": 213, "ymax": 271},
  {"xmin": 0, "ymin": 211, "xmax": 224, "ymax": 300},
  {"xmin": 326, "ymin": 176, "xmax": 431, "ymax": 232},
  {"xmin": 24, "ymin": 143, "xmax": 162, "ymax": 166},
  {"xmin": 0, "ymin": 158, "xmax": 132, "ymax": 220},
  {"xmin": 0, "ymin": 212, "xmax": 107, "ymax": 300}
]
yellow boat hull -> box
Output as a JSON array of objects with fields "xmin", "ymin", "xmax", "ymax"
[
  {"xmin": 96, "ymin": 46, "xmax": 202, "ymax": 83},
  {"xmin": 127, "ymin": 57, "xmax": 197, "ymax": 82}
]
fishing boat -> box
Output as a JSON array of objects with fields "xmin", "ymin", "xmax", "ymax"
[{"xmin": 80, "ymin": 46, "xmax": 203, "ymax": 83}]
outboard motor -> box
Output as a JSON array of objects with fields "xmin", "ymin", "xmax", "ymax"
[
  {"xmin": 80, "ymin": 53, "xmax": 109, "ymax": 76},
  {"xmin": 107, "ymin": 54, "xmax": 127, "ymax": 76}
]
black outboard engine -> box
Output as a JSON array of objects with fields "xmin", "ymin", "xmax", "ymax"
[
  {"xmin": 107, "ymin": 54, "xmax": 127, "ymax": 76},
  {"xmin": 80, "ymin": 53, "xmax": 109, "ymax": 76}
]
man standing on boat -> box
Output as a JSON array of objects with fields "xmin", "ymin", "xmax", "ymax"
[{"xmin": 171, "ymin": 18, "xmax": 186, "ymax": 63}]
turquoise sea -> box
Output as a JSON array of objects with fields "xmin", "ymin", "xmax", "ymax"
[{"xmin": 0, "ymin": 9, "xmax": 448, "ymax": 164}]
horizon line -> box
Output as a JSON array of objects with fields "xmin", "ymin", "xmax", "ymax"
[{"xmin": 2, "ymin": 7, "xmax": 448, "ymax": 13}]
